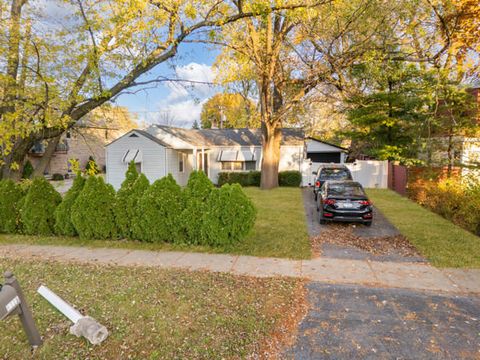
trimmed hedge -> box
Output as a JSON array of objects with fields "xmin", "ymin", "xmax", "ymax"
[
  {"xmin": 218, "ymin": 171, "xmax": 261, "ymax": 187},
  {"xmin": 20, "ymin": 177, "xmax": 62, "ymax": 235},
  {"xmin": 182, "ymin": 171, "xmax": 214, "ymax": 244},
  {"xmin": 0, "ymin": 180, "xmax": 24, "ymax": 233},
  {"xmin": 218, "ymin": 170, "xmax": 302, "ymax": 187},
  {"xmin": 201, "ymin": 183, "xmax": 256, "ymax": 246},
  {"xmin": 114, "ymin": 161, "xmax": 139, "ymax": 238},
  {"xmin": 71, "ymin": 176, "xmax": 117, "ymax": 240},
  {"xmin": 133, "ymin": 174, "xmax": 184, "ymax": 243},
  {"xmin": 54, "ymin": 174, "xmax": 85, "ymax": 236},
  {"xmin": 278, "ymin": 170, "xmax": 302, "ymax": 187}
]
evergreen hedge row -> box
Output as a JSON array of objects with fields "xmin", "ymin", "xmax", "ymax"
[
  {"xmin": 218, "ymin": 170, "xmax": 302, "ymax": 187},
  {"xmin": 0, "ymin": 168, "xmax": 256, "ymax": 247}
]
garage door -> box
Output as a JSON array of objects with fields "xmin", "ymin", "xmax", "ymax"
[{"xmin": 307, "ymin": 152, "xmax": 341, "ymax": 163}]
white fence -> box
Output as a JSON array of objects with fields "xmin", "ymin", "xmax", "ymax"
[
  {"xmin": 302, "ymin": 160, "xmax": 389, "ymax": 189},
  {"xmin": 345, "ymin": 160, "xmax": 388, "ymax": 188}
]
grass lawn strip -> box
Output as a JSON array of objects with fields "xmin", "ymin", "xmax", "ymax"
[
  {"xmin": 0, "ymin": 259, "xmax": 305, "ymax": 359},
  {"xmin": 367, "ymin": 189, "xmax": 480, "ymax": 268},
  {"xmin": 0, "ymin": 187, "xmax": 311, "ymax": 260}
]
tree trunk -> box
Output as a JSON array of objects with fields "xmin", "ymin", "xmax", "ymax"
[
  {"xmin": 33, "ymin": 135, "xmax": 61, "ymax": 177},
  {"xmin": 446, "ymin": 130, "xmax": 453, "ymax": 178},
  {"xmin": 1, "ymin": 136, "xmax": 34, "ymax": 180},
  {"xmin": 260, "ymin": 122, "xmax": 281, "ymax": 189}
]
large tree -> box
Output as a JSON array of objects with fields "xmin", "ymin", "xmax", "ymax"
[
  {"xmin": 0, "ymin": 0, "xmax": 307, "ymax": 179},
  {"xmin": 200, "ymin": 92, "xmax": 258, "ymax": 129}
]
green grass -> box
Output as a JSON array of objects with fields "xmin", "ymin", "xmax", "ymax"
[
  {"xmin": 367, "ymin": 189, "xmax": 480, "ymax": 268},
  {"xmin": 0, "ymin": 259, "xmax": 303, "ymax": 359},
  {"xmin": 0, "ymin": 187, "xmax": 311, "ymax": 259}
]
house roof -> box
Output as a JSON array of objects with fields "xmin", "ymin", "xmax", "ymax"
[
  {"xmin": 307, "ymin": 137, "xmax": 348, "ymax": 151},
  {"xmin": 105, "ymin": 129, "xmax": 170, "ymax": 148},
  {"xmin": 149, "ymin": 125, "xmax": 305, "ymax": 147}
]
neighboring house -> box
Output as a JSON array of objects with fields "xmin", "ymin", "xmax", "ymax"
[
  {"xmin": 106, "ymin": 125, "xmax": 306, "ymax": 189},
  {"xmin": 28, "ymin": 107, "xmax": 136, "ymax": 176}
]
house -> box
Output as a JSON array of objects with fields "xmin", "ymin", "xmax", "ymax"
[
  {"xmin": 28, "ymin": 106, "xmax": 136, "ymax": 176},
  {"xmin": 105, "ymin": 125, "xmax": 306, "ymax": 189}
]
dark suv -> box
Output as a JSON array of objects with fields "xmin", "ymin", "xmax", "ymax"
[{"xmin": 313, "ymin": 164, "xmax": 352, "ymax": 200}]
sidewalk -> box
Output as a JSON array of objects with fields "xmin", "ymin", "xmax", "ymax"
[{"xmin": 1, "ymin": 244, "xmax": 479, "ymax": 294}]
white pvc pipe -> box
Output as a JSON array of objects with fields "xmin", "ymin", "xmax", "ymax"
[{"xmin": 37, "ymin": 285, "xmax": 83, "ymax": 323}]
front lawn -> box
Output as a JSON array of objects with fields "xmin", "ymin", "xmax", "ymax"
[
  {"xmin": 0, "ymin": 259, "xmax": 304, "ymax": 359},
  {"xmin": 367, "ymin": 189, "xmax": 480, "ymax": 268},
  {"xmin": 0, "ymin": 187, "xmax": 311, "ymax": 259}
]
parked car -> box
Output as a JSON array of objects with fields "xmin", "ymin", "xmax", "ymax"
[
  {"xmin": 312, "ymin": 164, "xmax": 352, "ymax": 200},
  {"xmin": 317, "ymin": 180, "xmax": 373, "ymax": 226}
]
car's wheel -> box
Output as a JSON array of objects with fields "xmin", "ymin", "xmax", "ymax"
[
  {"xmin": 314, "ymin": 192, "xmax": 317, "ymax": 201},
  {"xmin": 365, "ymin": 221, "xmax": 372, "ymax": 227},
  {"xmin": 320, "ymin": 218, "xmax": 327, "ymax": 225}
]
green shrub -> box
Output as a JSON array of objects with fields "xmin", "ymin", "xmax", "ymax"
[
  {"xmin": 114, "ymin": 161, "xmax": 139, "ymax": 238},
  {"xmin": 278, "ymin": 170, "xmax": 302, "ymax": 187},
  {"xmin": 182, "ymin": 171, "xmax": 214, "ymax": 244},
  {"xmin": 132, "ymin": 174, "xmax": 184, "ymax": 243},
  {"xmin": 201, "ymin": 183, "xmax": 256, "ymax": 246},
  {"xmin": 0, "ymin": 180, "xmax": 24, "ymax": 233},
  {"xmin": 20, "ymin": 177, "xmax": 62, "ymax": 235},
  {"xmin": 126, "ymin": 174, "xmax": 150, "ymax": 239},
  {"xmin": 51, "ymin": 173, "xmax": 64, "ymax": 181},
  {"xmin": 22, "ymin": 160, "xmax": 34, "ymax": 179},
  {"xmin": 71, "ymin": 176, "xmax": 117, "ymax": 240},
  {"xmin": 217, "ymin": 171, "xmax": 261, "ymax": 186},
  {"xmin": 54, "ymin": 174, "xmax": 85, "ymax": 236}
]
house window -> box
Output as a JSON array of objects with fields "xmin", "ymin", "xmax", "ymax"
[
  {"xmin": 245, "ymin": 161, "xmax": 256, "ymax": 171},
  {"xmin": 135, "ymin": 163, "xmax": 142, "ymax": 174},
  {"xmin": 221, "ymin": 161, "xmax": 256, "ymax": 171},
  {"xmin": 179, "ymin": 153, "xmax": 185, "ymax": 173}
]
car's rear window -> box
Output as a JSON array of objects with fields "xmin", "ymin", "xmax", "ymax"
[
  {"xmin": 328, "ymin": 183, "xmax": 365, "ymax": 197},
  {"xmin": 319, "ymin": 168, "xmax": 351, "ymax": 180}
]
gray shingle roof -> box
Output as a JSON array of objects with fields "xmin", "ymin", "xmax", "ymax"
[{"xmin": 152, "ymin": 125, "xmax": 305, "ymax": 146}]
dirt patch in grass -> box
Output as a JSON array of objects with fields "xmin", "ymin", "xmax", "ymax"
[
  {"xmin": 311, "ymin": 224, "xmax": 420, "ymax": 257},
  {"xmin": 0, "ymin": 259, "xmax": 304, "ymax": 359}
]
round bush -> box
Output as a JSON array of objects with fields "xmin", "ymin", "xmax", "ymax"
[
  {"xmin": 114, "ymin": 161, "xmax": 139, "ymax": 238},
  {"xmin": 54, "ymin": 174, "xmax": 85, "ymax": 236},
  {"xmin": 133, "ymin": 174, "xmax": 184, "ymax": 243},
  {"xmin": 182, "ymin": 171, "xmax": 214, "ymax": 244},
  {"xmin": 201, "ymin": 183, "xmax": 256, "ymax": 246},
  {"xmin": 20, "ymin": 177, "xmax": 62, "ymax": 235},
  {"xmin": 0, "ymin": 180, "xmax": 24, "ymax": 233},
  {"xmin": 71, "ymin": 176, "xmax": 117, "ymax": 240}
]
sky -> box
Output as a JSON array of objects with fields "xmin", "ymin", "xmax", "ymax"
[
  {"xmin": 113, "ymin": 42, "xmax": 221, "ymax": 129},
  {"xmin": 30, "ymin": 0, "xmax": 223, "ymax": 130}
]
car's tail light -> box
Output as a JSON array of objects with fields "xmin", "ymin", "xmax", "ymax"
[
  {"xmin": 323, "ymin": 212, "xmax": 333, "ymax": 217},
  {"xmin": 359, "ymin": 200, "xmax": 372, "ymax": 206},
  {"xmin": 324, "ymin": 199, "xmax": 336, "ymax": 205},
  {"xmin": 363, "ymin": 213, "xmax": 373, "ymax": 219},
  {"xmin": 315, "ymin": 181, "xmax": 320, "ymax": 187}
]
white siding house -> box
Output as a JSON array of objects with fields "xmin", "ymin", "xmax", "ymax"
[{"xmin": 105, "ymin": 125, "xmax": 306, "ymax": 189}]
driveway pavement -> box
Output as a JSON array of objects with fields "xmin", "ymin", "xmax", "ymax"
[
  {"xmin": 284, "ymin": 282, "xmax": 480, "ymax": 359},
  {"xmin": 302, "ymin": 188, "xmax": 425, "ymax": 263}
]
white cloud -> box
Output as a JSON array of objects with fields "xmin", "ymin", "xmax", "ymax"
[{"xmin": 154, "ymin": 63, "xmax": 219, "ymax": 127}]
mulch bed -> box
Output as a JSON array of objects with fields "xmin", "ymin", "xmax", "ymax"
[{"xmin": 310, "ymin": 224, "xmax": 420, "ymax": 258}]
